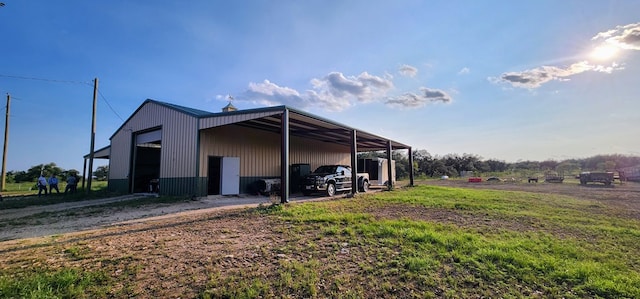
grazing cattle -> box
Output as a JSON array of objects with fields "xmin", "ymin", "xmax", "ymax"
[{"xmin": 528, "ymin": 177, "xmax": 538, "ymax": 183}]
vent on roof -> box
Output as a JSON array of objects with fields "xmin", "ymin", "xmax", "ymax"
[{"xmin": 222, "ymin": 95, "xmax": 237, "ymax": 112}]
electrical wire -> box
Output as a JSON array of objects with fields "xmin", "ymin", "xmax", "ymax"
[
  {"xmin": 97, "ymin": 89, "xmax": 124, "ymax": 122},
  {"xmin": 0, "ymin": 74, "xmax": 125, "ymax": 122},
  {"xmin": 0, "ymin": 74, "xmax": 90, "ymax": 85}
]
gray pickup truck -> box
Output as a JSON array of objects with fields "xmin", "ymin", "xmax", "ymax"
[{"xmin": 300, "ymin": 165, "xmax": 369, "ymax": 196}]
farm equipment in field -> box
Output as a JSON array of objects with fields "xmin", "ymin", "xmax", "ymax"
[
  {"xmin": 579, "ymin": 172, "xmax": 614, "ymax": 186},
  {"xmin": 544, "ymin": 173, "xmax": 564, "ymax": 183},
  {"xmin": 468, "ymin": 177, "xmax": 482, "ymax": 183}
]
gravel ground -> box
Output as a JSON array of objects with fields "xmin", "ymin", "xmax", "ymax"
[
  {"xmin": 0, "ymin": 193, "xmax": 312, "ymax": 241},
  {"xmin": 1, "ymin": 181, "xmax": 638, "ymax": 242}
]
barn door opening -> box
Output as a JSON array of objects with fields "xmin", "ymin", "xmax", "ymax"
[
  {"xmin": 207, "ymin": 156, "xmax": 240, "ymax": 195},
  {"xmin": 132, "ymin": 129, "xmax": 161, "ymax": 193},
  {"xmin": 207, "ymin": 157, "xmax": 221, "ymax": 195}
]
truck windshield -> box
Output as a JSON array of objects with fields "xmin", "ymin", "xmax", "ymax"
[{"xmin": 314, "ymin": 166, "xmax": 337, "ymax": 173}]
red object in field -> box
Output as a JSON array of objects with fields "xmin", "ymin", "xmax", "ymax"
[{"xmin": 468, "ymin": 177, "xmax": 482, "ymax": 183}]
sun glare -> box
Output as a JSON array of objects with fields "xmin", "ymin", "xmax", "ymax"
[{"xmin": 590, "ymin": 44, "xmax": 619, "ymax": 61}]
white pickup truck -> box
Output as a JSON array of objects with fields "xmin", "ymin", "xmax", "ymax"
[{"xmin": 300, "ymin": 165, "xmax": 370, "ymax": 196}]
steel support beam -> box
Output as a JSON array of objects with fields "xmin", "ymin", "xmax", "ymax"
[
  {"xmin": 280, "ymin": 109, "xmax": 290, "ymax": 203},
  {"xmin": 408, "ymin": 147, "xmax": 414, "ymax": 187},
  {"xmin": 386, "ymin": 140, "xmax": 393, "ymax": 190},
  {"xmin": 350, "ymin": 129, "xmax": 357, "ymax": 195}
]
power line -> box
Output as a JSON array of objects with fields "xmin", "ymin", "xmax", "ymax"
[
  {"xmin": 97, "ymin": 89, "xmax": 124, "ymax": 122},
  {"xmin": 0, "ymin": 74, "xmax": 124, "ymax": 122},
  {"xmin": 0, "ymin": 74, "xmax": 90, "ymax": 85}
]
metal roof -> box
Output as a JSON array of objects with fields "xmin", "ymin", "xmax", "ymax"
[
  {"xmin": 83, "ymin": 145, "xmax": 110, "ymax": 159},
  {"xmin": 192, "ymin": 102, "xmax": 411, "ymax": 151},
  {"xmin": 99, "ymin": 99, "xmax": 411, "ymax": 158},
  {"xmin": 228, "ymin": 107, "xmax": 410, "ymax": 151}
]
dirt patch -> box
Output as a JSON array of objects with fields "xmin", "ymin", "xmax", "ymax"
[
  {"xmin": 0, "ymin": 182, "xmax": 639, "ymax": 297},
  {"xmin": 0, "ymin": 209, "xmax": 288, "ymax": 298},
  {"xmin": 0, "ymin": 194, "xmax": 296, "ymax": 241}
]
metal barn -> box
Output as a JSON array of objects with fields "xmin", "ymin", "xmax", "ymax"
[{"xmin": 102, "ymin": 99, "xmax": 414, "ymax": 202}]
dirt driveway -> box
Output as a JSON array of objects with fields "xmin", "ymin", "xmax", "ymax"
[
  {"xmin": 0, "ymin": 193, "xmax": 324, "ymax": 241},
  {"xmin": 1, "ymin": 181, "xmax": 638, "ymax": 242}
]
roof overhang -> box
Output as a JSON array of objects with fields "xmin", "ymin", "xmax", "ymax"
[
  {"xmin": 84, "ymin": 145, "xmax": 110, "ymax": 159},
  {"xmin": 200, "ymin": 105, "xmax": 411, "ymax": 152}
]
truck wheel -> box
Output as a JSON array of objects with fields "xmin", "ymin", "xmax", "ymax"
[
  {"xmin": 326, "ymin": 183, "xmax": 336, "ymax": 197},
  {"xmin": 359, "ymin": 180, "xmax": 369, "ymax": 192}
]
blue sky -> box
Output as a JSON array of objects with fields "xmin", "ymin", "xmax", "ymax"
[{"xmin": 0, "ymin": 0, "xmax": 639, "ymax": 173}]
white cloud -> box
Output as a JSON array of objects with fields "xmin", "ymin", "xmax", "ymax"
[
  {"xmin": 493, "ymin": 22, "xmax": 637, "ymax": 90},
  {"xmin": 241, "ymin": 72, "xmax": 394, "ymax": 111},
  {"xmin": 592, "ymin": 22, "xmax": 640, "ymax": 51},
  {"xmin": 240, "ymin": 69, "xmax": 454, "ymax": 111},
  {"xmin": 398, "ymin": 64, "xmax": 418, "ymax": 77},
  {"xmin": 245, "ymin": 80, "xmax": 309, "ymax": 107},
  {"xmin": 385, "ymin": 88, "xmax": 452, "ymax": 109},
  {"xmin": 458, "ymin": 67, "xmax": 470, "ymax": 75},
  {"xmin": 311, "ymin": 71, "xmax": 394, "ymax": 103},
  {"xmin": 492, "ymin": 61, "xmax": 623, "ymax": 89}
]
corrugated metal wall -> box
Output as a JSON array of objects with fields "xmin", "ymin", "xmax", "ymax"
[
  {"xmin": 109, "ymin": 102, "xmax": 199, "ymax": 181},
  {"xmin": 109, "ymin": 131, "xmax": 132, "ymax": 180},
  {"xmin": 199, "ymin": 124, "xmax": 350, "ymax": 177}
]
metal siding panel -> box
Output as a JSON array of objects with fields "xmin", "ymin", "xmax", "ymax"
[
  {"xmin": 198, "ymin": 124, "xmax": 350, "ymax": 178},
  {"xmin": 290, "ymin": 135, "xmax": 350, "ymax": 171},
  {"xmin": 159, "ymin": 109, "xmax": 198, "ymax": 178},
  {"xmin": 199, "ymin": 125, "xmax": 280, "ymax": 177},
  {"xmin": 110, "ymin": 102, "xmax": 198, "ymax": 181},
  {"xmin": 109, "ymin": 131, "xmax": 132, "ymax": 180},
  {"xmin": 109, "ymin": 103, "xmax": 165, "ymax": 181}
]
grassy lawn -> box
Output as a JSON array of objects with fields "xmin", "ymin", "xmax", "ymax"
[
  {"xmin": 0, "ymin": 181, "xmax": 114, "ymax": 209},
  {"xmin": 1, "ymin": 184, "xmax": 639, "ymax": 298}
]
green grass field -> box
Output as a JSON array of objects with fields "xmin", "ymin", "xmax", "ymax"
[
  {"xmin": 0, "ymin": 181, "xmax": 111, "ymax": 209},
  {"xmin": 1, "ymin": 184, "xmax": 639, "ymax": 298}
]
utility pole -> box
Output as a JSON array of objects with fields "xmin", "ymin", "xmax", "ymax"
[
  {"xmin": 1, "ymin": 93, "xmax": 9, "ymax": 191},
  {"xmin": 86, "ymin": 78, "xmax": 98, "ymax": 193}
]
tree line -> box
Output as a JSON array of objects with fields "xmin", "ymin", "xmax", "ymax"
[
  {"xmin": 6, "ymin": 163, "xmax": 109, "ymax": 183},
  {"xmin": 360, "ymin": 151, "xmax": 640, "ymax": 180},
  {"xmin": 7, "ymin": 153, "xmax": 640, "ymax": 183}
]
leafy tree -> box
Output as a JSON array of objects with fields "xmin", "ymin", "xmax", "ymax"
[
  {"xmin": 486, "ymin": 159, "xmax": 508, "ymax": 172},
  {"xmin": 93, "ymin": 165, "xmax": 109, "ymax": 181},
  {"xmin": 474, "ymin": 160, "xmax": 490, "ymax": 173},
  {"xmin": 11, "ymin": 170, "xmax": 30, "ymax": 183},
  {"xmin": 25, "ymin": 163, "xmax": 63, "ymax": 181},
  {"xmin": 556, "ymin": 161, "xmax": 581, "ymax": 177},
  {"xmin": 392, "ymin": 151, "xmax": 409, "ymax": 179},
  {"xmin": 412, "ymin": 149, "xmax": 433, "ymax": 176},
  {"xmin": 539, "ymin": 160, "xmax": 560, "ymax": 171},
  {"xmin": 512, "ymin": 160, "xmax": 540, "ymax": 171}
]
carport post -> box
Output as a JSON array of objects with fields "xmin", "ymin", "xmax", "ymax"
[
  {"xmin": 408, "ymin": 147, "xmax": 414, "ymax": 186},
  {"xmin": 280, "ymin": 108, "xmax": 290, "ymax": 203},
  {"xmin": 386, "ymin": 140, "xmax": 393, "ymax": 190},
  {"xmin": 350, "ymin": 129, "xmax": 357, "ymax": 195}
]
